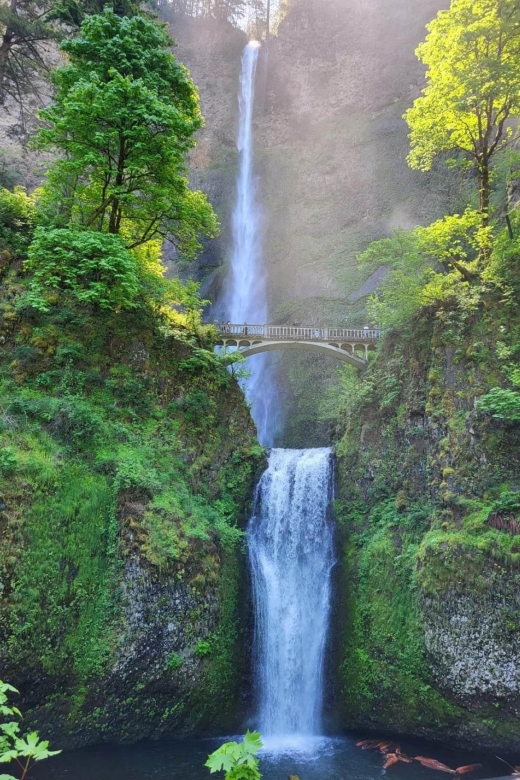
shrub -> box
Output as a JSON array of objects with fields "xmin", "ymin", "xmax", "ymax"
[
  {"xmin": 477, "ymin": 387, "xmax": 520, "ymax": 421},
  {"xmin": 0, "ymin": 446, "xmax": 17, "ymax": 474},
  {"xmin": 114, "ymin": 451, "xmax": 161, "ymax": 494},
  {"xmin": 0, "ymin": 680, "xmax": 60, "ymax": 780},
  {"xmin": 194, "ymin": 639, "xmax": 212, "ymax": 658},
  {"xmin": 205, "ymin": 731, "xmax": 262, "ymax": 780},
  {"xmin": 166, "ymin": 652, "xmax": 184, "ymax": 670},
  {"xmin": 0, "ymin": 187, "xmax": 36, "ymax": 258},
  {"xmin": 25, "ymin": 229, "xmax": 140, "ymax": 312}
]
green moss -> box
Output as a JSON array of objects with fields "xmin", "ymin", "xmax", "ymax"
[
  {"xmin": 338, "ymin": 501, "xmax": 464, "ymax": 731},
  {"xmin": 417, "ymin": 507, "xmax": 520, "ymax": 594},
  {"xmin": 334, "ymin": 307, "xmax": 520, "ymax": 746},
  {"xmin": 0, "ymin": 284, "xmax": 262, "ymax": 741},
  {"xmin": 186, "ymin": 546, "xmax": 245, "ymax": 731},
  {"xmin": 6, "ymin": 466, "xmax": 119, "ymax": 680}
]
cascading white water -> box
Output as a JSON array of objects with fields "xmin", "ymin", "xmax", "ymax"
[
  {"xmin": 221, "ymin": 46, "xmax": 335, "ymax": 748},
  {"xmin": 220, "ymin": 41, "xmax": 280, "ymax": 446},
  {"xmin": 248, "ymin": 448, "xmax": 335, "ymax": 744},
  {"xmin": 227, "ymin": 41, "xmax": 264, "ymax": 325}
]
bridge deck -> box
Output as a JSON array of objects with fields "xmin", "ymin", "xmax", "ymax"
[{"xmin": 216, "ymin": 324, "xmax": 382, "ymax": 342}]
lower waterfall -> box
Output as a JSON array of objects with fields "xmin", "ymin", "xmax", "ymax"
[{"xmin": 248, "ymin": 448, "xmax": 335, "ymax": 745}]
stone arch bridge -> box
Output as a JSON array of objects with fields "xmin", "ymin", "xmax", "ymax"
[{"xmin": 215, "ymin": 324, "xmax": 381, "ymax": 367}]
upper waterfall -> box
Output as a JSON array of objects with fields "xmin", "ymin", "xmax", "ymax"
[
  {"xmin": 248, "ymin": 448, "xmax": 335, "ymax": 744},
  {"xmin": 219, "ymin": 41, "xmax": 280, "ymax": 446},
  {"xmin": 227, "ymin": 41, "xmax": 265, "ymax": 325}
]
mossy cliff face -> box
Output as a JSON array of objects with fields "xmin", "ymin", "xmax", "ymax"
[
  {"xmin": 333, "ymin": 311, "xmax": 520, "ymax": 751},
  {"xmin": 0, "ymin": 272, "xmax": 263, "ymax": 748}
]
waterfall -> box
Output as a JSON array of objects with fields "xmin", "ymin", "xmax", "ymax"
[
  {"xmin": 227, "ymin": 41, "xmax": 264, "ymax": 325},
  {"xmin": 220, "ymin": 41, "xmax": 280, "ymax": 446},
  {"xmin": 248, "ymin": 448, "xmax": 335, "ymax": 744}
]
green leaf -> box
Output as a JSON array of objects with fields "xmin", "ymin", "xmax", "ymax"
[
  {"xmin": 0, "ymin": 723, "xmax": 20, "ymax": 738},
  {"xmin": 0, "ymin": 751, "xmax": 19, "ymax": 763}
]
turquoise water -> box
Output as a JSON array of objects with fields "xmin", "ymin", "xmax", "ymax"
[{"xmin": 32, "ymin": 734, "xmax": 514, "ymax": 780}]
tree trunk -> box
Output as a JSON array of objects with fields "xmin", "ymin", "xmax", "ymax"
[
  {"xmin": 109, "ymin": 136, "xmax": 125, "ymax": 233},
  {"xmin": 0, "ymin": 0, "xmax": 18, "ymax": 102},
  {"xmin": 478, "ymin": 159, "xmax": 490, "ymax": 226}
]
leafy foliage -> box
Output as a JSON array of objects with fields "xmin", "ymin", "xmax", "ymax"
[
  {"xmin": 25, "ymin": 228, "xmax": 141, "ymax": 311},
  {"xmin": 477, "ymin": 388, "xmax": 520, "ymax": 420},
  {"xmin": 49, "ymin": 0, "xmax": 143, "ymax": 27},
  {"xmin": 0, "ymin": 187, "xmax": 35, "ymax": 258},
  {"xmin": 405, "ymin": 0, "xmax": 520, "ymax": 217},
  {"xmin": 0, "ymin": 681, "xmax": 60, "ymax": 780},
  {"xmin": 36, "ymin": 10, "xmax": 218, "ymax": 255},
  {"xmin": 205, "ymin": 731, "xmax": 263, "ymax": 780},
  {"xmin": 359, "ymin": 210, "xmax": 489, "ymax": 328}
]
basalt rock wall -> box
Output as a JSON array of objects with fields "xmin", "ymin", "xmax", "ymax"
[{"xmin": 333, "ymin": 314, "xmax": 520, "ymax": 752}]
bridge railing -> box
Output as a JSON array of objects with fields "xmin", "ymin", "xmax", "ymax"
[{"xmin": 215, "ymin": 324, "xmax": 382, "ymax": 341}]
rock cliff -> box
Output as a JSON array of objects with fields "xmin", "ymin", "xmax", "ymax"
[
  {"xmin": 333, "ymin": 313, "xmax": 520, "ymax": 751},
  {"xmin": 0, "ymin": 269, "xmax": 263, "ymax": 746}
]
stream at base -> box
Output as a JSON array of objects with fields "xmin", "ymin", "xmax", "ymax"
[{"xmin": 32, "ymin": 735, "xmax": 513, "ymax": 780}]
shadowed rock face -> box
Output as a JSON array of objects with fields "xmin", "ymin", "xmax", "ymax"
[{"xmin": 259, "ymin": 0, "xmax": 451, "ymax": 310}]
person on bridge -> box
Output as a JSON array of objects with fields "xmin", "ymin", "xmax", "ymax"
[{"xmin": 243, "ymin": 322, "xmax": 248, "ymax": 336}]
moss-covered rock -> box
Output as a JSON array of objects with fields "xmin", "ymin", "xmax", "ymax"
[
  {"xmin": 0, "ymin": 274, "xmax": 264, "ymax": 747},
  {"xmin": 333, "ymin": 307, "xmax": 520, "ymax": 752}
]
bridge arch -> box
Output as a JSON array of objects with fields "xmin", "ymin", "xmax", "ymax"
[
  {"xmin": 216, "ymin": 324, "xmax": 381, "ymax": 367},
  {"xmin": 237, "ymin": 339, "xmax": 368, "ymax": 367}
]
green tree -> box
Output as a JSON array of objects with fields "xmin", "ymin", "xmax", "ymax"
[
  {"xmin": 49, "ymin": 0, "xmax": 142, "ymax": 28},
  {"xmin": 36, "ymin": 9, "xmax": 218, "ymax": 256},
  {"xmin": 359, "ymin": 209, "xmax": 491, "ymax": 328},
  {"xmin": 405, "ymin": 0, "xmax": 520, "ymax": 223}
]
